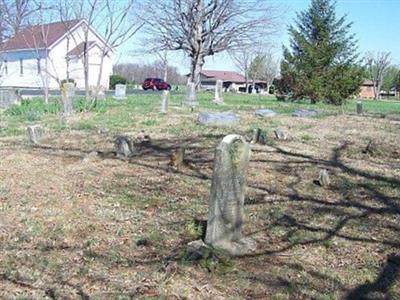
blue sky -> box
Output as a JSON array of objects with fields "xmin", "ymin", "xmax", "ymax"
[{"xmin": 117, "ymin": 0, "xmax": 400, "ymax": 73}]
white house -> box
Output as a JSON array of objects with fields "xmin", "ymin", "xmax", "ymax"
[{"xmin": 0, "ymin": 19, "xmax": 113, "ymax": 89}]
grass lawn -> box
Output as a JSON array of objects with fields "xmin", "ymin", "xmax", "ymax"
[{"xmin": 0, "ymin": 92, "xmax": 399, "ymax": 299}]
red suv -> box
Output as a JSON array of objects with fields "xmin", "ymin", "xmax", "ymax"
[{"xmin": 142, "ymin": 78, "xmax": 171, "ymax": 91}]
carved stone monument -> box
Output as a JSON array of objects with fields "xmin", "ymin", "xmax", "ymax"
[
  {"xmin": 184, "ymin": 82, "xmax": 197, "ymax": 107},
  {"xmin": 62, "ymin": 82, "xmax": 75, "ymax": 116},
  {"xmin": 27, "ymin": 125, "xmax": 43, "ymax": 145},
  {"xmin": 357, "ymin": 101, "xmax": 363, "ymax": 115},
  {"xmin": 114, "ymin": 84, "xmax": 127, "ymax": 100},
  {"xmin": 205, "ymin": 134, "xmax": 256, "ymax": 256},
  {"xmin": 160, "ymin": 90, "xmax": 169, "ymax": 114},
  {"xmin": 212, "ymin": 80, "xmax": 224, "ymax": 104}
]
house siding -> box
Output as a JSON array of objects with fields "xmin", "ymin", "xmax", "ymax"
[
  {"xmin": 0, "ymin": 49, "xmax": 48, "ymax": 88},
  {"xmin": 359, "ymin": 85, "xmax": 374, "ymax": 99},
  {"xmin": 0, "ymin": 21, "xmax": 112, "ymax": 89}
]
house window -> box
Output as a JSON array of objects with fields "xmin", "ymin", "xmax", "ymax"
[
  {"xmin": 37, "ymin": 58, "xmax": 41, "ymax": 74},
  {"xmin": 20, "ymin": 58, "xmax": 23, "ymax": 75}
]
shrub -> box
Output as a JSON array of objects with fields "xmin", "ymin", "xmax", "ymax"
[
  {"xmin": 109, "ymin": 75, "xmax": 127, "ymax": 90},
  {"xmin": 5, "ymin": 98, "xmax": 61, "ymax": 117}
]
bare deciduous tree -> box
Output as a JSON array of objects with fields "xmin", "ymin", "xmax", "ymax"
[
  {"xmin": 57, "ymin": 0, "xmax": 143, "ymax": 101},
  {"xmin": 145, "ymin": 0, "xmax": 279, "ymax": 89},
  {"xmin": 25, "ymin": 0, "xmax": 60, "ymax": 103},
  {"xmin": 230, "ymin": 47, "xmax": 257, "ymax": 93},
  {"xmin": 1, "ymin": 0, "xmax": 37, "ymax": 36},
  {"xmin": 365, "ymin": 51, "xmax": 391, "ymax": 100}
]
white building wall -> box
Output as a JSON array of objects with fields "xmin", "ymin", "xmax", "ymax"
[
  {"xmin": 0, "ymin": 21, "xmax": 113, "ymax": 90},
  {"xmin": 0, "ymin": 49, "xmax": 50, "ymax": 88},
  {"xmin": 49, "ymin": 23, "xmax": 113, "ymax": 89}
]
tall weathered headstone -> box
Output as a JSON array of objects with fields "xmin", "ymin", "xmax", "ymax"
[
  {"xmin": 160, "ymin": 90, "xmax": 169, "ymax": 114},
  {"xmin": 213, "ymin": 80, "xmax": 224, "ymax": 104},
  {"xmin": 62, "ymin": 82, "xmax": 75, "ymax": 117},
  {"xmin": 27, "ymin": 125, "xmax": 43, "ymax": 145},
  {"xmin": 357, "ymin": 101, "xmax": 363, "ymax": 115},
  {"xmin": 184, "ymin": 82, "xmax": 197, "ymax": 108},
  {"xmin": 205, "ymin": 134, "xmax": 256, "ymax": 256},
  {"xmin": 114, "ymin": 84, "xmax": 127, "ymax": 100}
]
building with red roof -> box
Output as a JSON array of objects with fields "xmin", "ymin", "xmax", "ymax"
[{"xmin": 0, "ymin": 19, "xmax": 113, "ymax": 89}]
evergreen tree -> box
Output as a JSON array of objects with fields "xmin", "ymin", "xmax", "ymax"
[{"xmin": 280, "ymin": 0, "xmax": 364, "ymax": 104}]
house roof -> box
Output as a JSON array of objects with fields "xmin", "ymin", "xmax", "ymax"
[
  {"xmin": 362, "ymin": 80, "xmax": 374, "ymax": 86},
  {"xmin": 0, "ymin": 19, "xmax": 81, "ymax": 52},
  {"xmin": 201, "ymin": 70, "xmax": 246, "ymax": 83},
  {"xmin": 67, "ymin": 41, "xmax": 97, "ymax": 57}
]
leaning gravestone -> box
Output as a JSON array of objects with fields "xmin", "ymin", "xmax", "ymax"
[
  {"xmin": 197, "ymin": 112, "xmax": 240, "ymax": 126},
  {"xmin": 292, "ymin": 109, "xmax": 320, "ymax": 117},
  {"xmin": 274, "ymin": 128, "xmax": 287, "ymax": 140},
  {"xmin": 114, "ymin": 136, "xmax": 136, "ymax": 158},
  {"xmin": 205, "ymin": 134, "xmax": 256, "ymax": 256},
  {"xmin": 27, "ymin": 125, "xmax": 43, "ymax": 145},
  {"xmin": 62, "ymin": 83, "xmax": 75, "ymax": 117},
  {"xmin": 0, "ymin": 88, "xmax": 21, "ymax": 109},
  {"xmin": 212, "ymin": 80, "xmax": 224, "ymax": 104},
  {"xmin": 160, "ymin": 90, "xmax": 169, "ymax": 114},
  {"xmin": 357, "ymin": 101, "xmax": 363, "ymax": 115},
  {"xmin": 114, "ymin": 84, "xmax": 127, "ymax": 100},
  {"xmin": 252, "ymin": 128, "xmax": 267, "ymax": 145},
  {"xmin": 255, "ymin": 109, "xmax": 277, "ymax": 118},
  {"xmin": 184, "ymin": 82, "xmax": 197, "ymax": 107}
]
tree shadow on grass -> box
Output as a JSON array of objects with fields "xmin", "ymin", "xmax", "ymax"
[
  {"xmin": 346, "ymin": 254, "xmax": 400, "ymax": 300},
  {"xmin": 2, "ymin": 135, "xmax": 400, "ymax": 298}
]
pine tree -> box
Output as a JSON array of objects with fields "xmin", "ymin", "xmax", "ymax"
[{"xmin": 280, "ymin": 0, "xmax": 364, "ymax": 105}]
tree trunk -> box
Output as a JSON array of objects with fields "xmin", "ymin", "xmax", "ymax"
[
  {"xmin": 43, "ymin": 56, "xmax": 49, "ymax": 104},
  {"xmin": 84, "ymin": 54, "xmax": 90, "ymax": 100},
  {"xmin": 190, "ymin": 0, "xmax": 204, "ymax": 91},
  {"xmin": 94, "ymin": 50, "xmax": 106, "ymax": 104},
  {"xmin": 83, "ymin": 37, "xmax": 90, "ymax": 100},
  {"xmin": 190, "ymin": 55, "xmax": 204, "ymax": 90},
  {"xmin": 377, "ymin": 81, "xmax": 382, "ymax": 100},
  {"xmin": 373, "ymin": 82, "xmax": 378, "ymax": 100},
  {"xmin": 163, "ymin": 63, "xmax": 168, "ymax": 82}
]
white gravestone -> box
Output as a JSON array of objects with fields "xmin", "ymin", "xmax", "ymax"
[
  {"xmin": 184, "ymin": 82, "xmax": 197, "ymax": 107},
  {"xmin": 212, "ymin": 80, "xmax": 224, "ymax": 104},
  {"xmin": 114, "ymin": 84, "xmax": 127, "ymax": 100},
  {"xmin": 160, "ymin": 90, "xmax": 169, "ymax": 114},
  {"xmin": 27, "ymin": 125, "xmax": 43, "ymax": 145}
]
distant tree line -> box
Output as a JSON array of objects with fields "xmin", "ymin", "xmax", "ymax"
[{"xmin": 113, "ymin": 62, "xmax": 186, "ymax": 85}]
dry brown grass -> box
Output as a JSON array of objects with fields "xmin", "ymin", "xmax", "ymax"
[{"xmin": 1, "ymin": 105, "xmax": 400, "ymax": 299}]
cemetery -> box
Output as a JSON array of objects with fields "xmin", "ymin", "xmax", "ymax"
[
  {"xmin": 0, "ymin": 0, "xmax": 399, "ymax": 298},
  {"xmin": 0, "ymin": 88, "xmax": 399, "ymax": 299}
]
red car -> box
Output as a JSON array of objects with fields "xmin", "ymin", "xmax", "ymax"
[{"xmin": 142, "ymin": 78, "xmax": 171, "ymax": 91}]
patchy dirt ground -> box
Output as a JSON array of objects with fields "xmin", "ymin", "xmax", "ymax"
[{"xmin": 1, "ymin": 109, "xmax": 400, "ymax": 299}]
